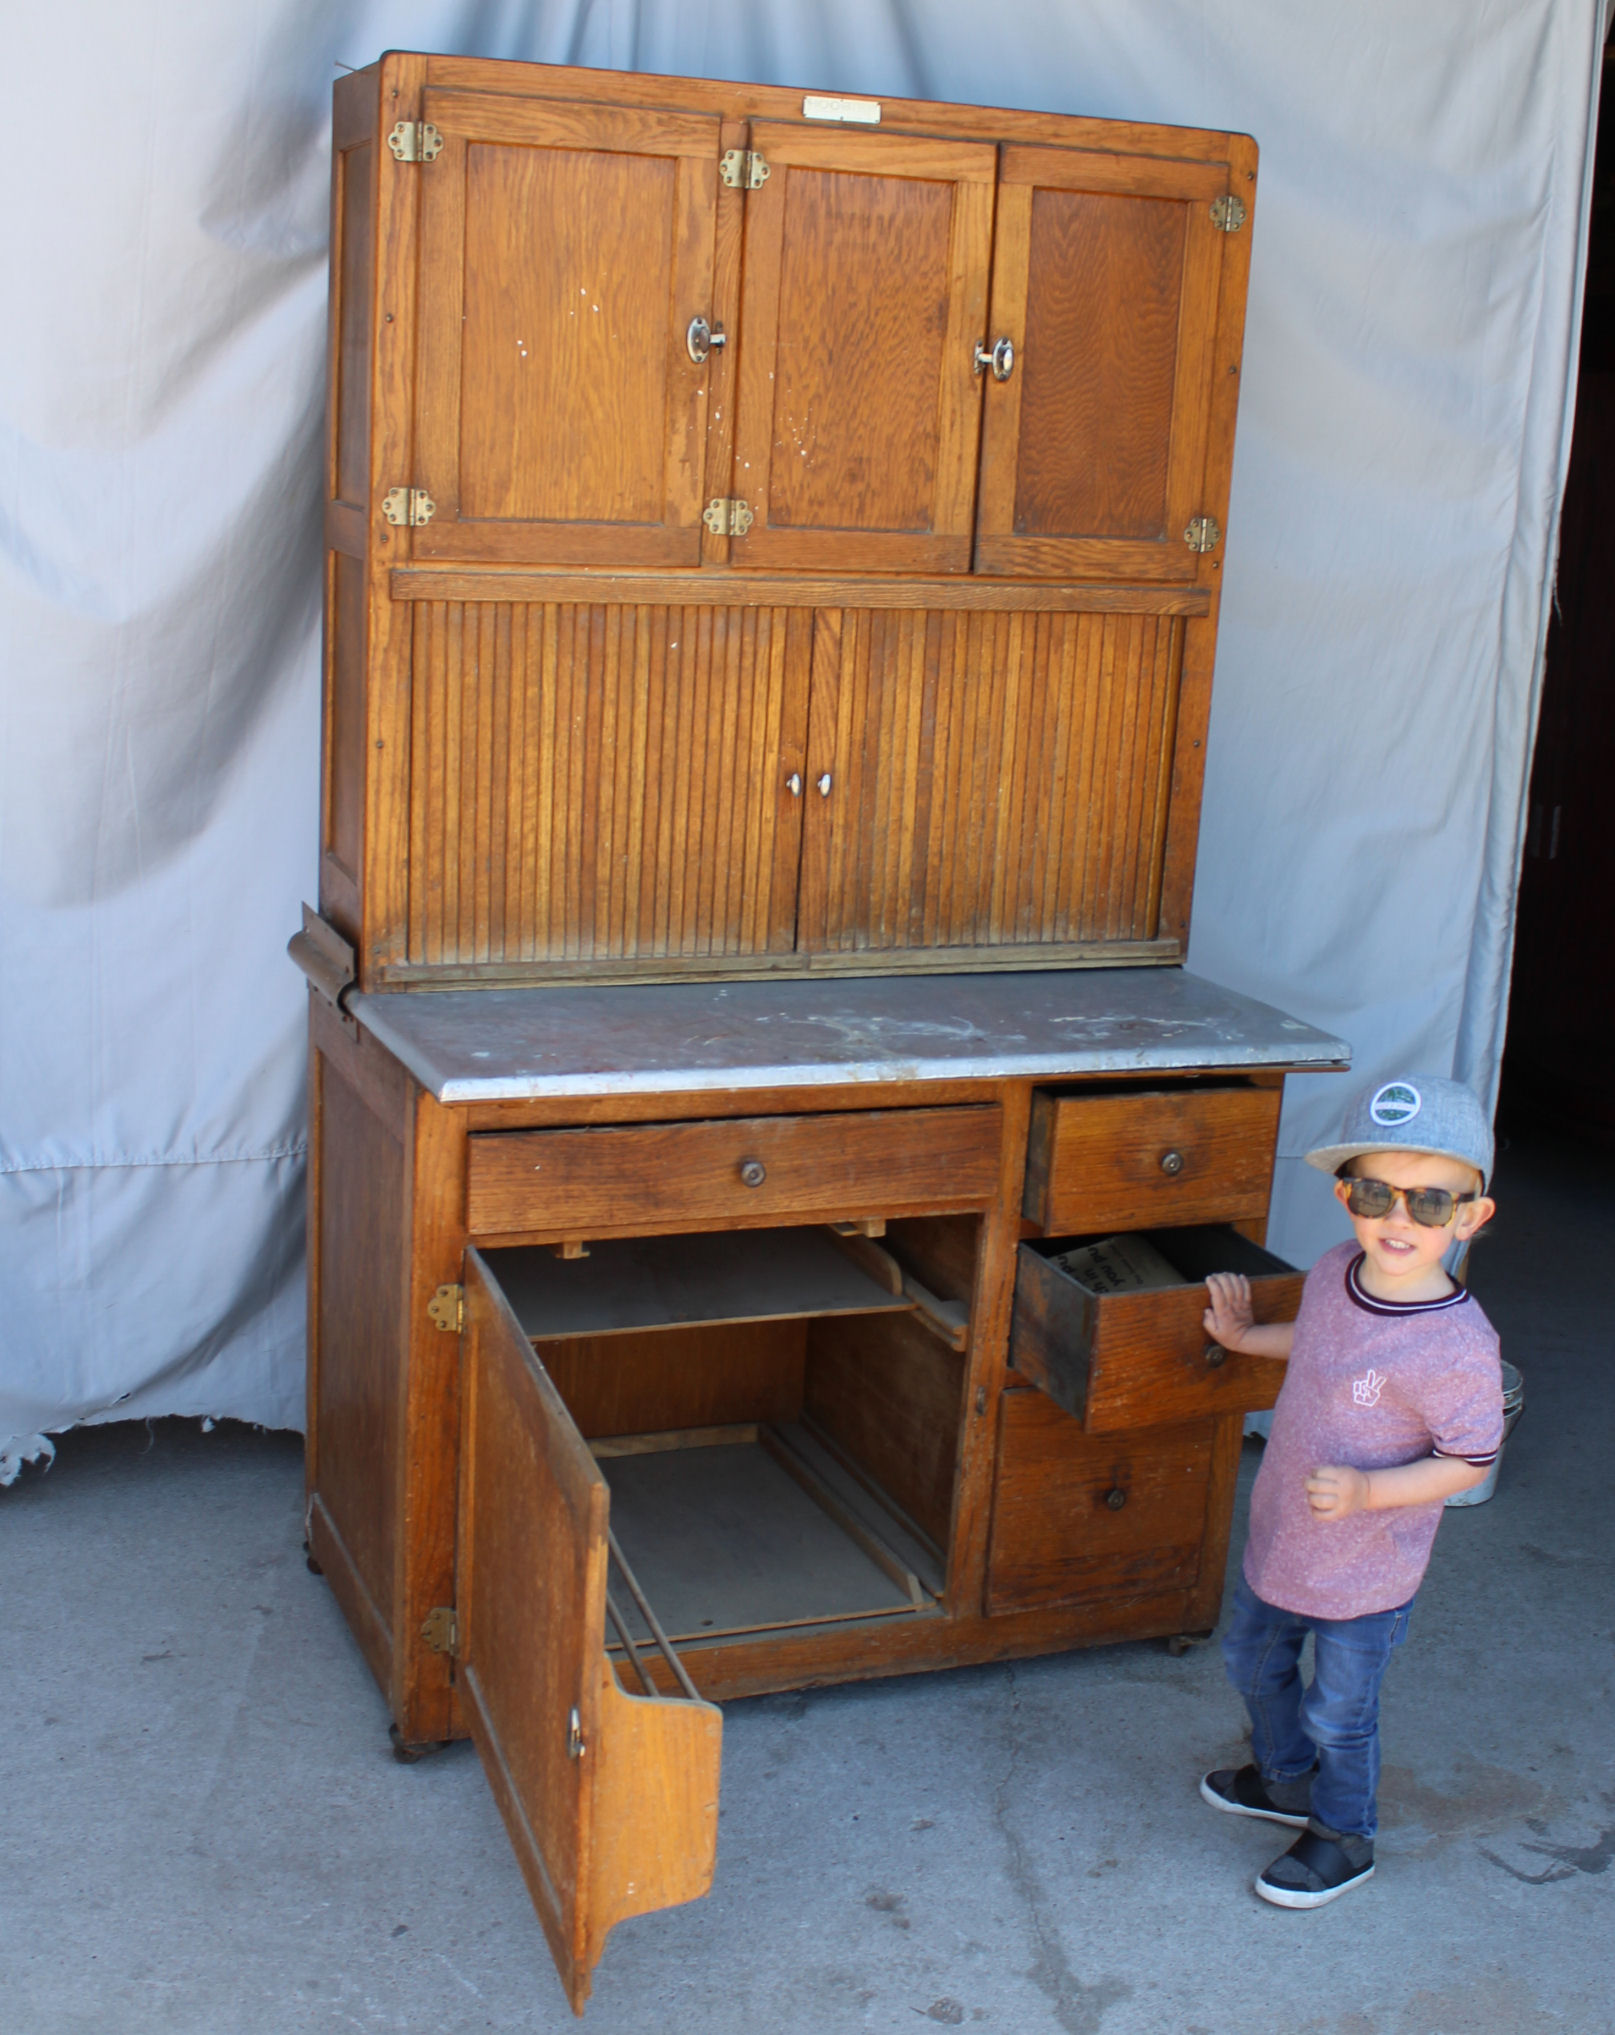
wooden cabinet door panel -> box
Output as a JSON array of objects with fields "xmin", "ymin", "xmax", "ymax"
[
  {"xmin": 457, "ymin": 1251, "xmax": 722, "ymax": 2011},
  {"xmin": 730, "ymin": 124, "xmax": 995, "ymax": 573},
  {"xmin": 413, "ymin": 92, "xmax": 722, "ymax": 566},
  {"xmin": 975, "ymin": 147, "xmax": 1230, "ymax": 580},
  {"xmin": 797, "ymin": 606, "xmax": 1185, "ymax": 959}
]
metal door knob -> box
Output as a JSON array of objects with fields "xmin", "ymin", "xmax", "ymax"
[
  {"xmin": 816, "ymin": 773, "xmax": 833, "ymax": 796},
  {"xmin": 785, "ymin": 772, "xmax": 802, "ymax": 796},
  {"xmin": 1203, "ymin": 1343, "xmax": 1227, "ymax": 1368},
  {"xmin": 1105, "ymin": 1486, "xmax": 1127, "ymax": 1511},
  {"xmin": 973, "ymin": 337, "xmax": 1014, "ymax": 380},
  {"xmin": 738, "ymin": 1158, "xmax": 767, "ymax": 1188},
  {"xmin": 1159, "ymin": 1149, "xmax": 1185, "ymax": 1176}
]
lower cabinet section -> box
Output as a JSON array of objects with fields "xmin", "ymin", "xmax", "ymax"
[{"xmin": 986, "ymin": 1388, "xmax": 1217, "ymax": 1615}]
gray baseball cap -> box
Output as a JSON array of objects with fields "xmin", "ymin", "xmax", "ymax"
[{"xmin": 1304, "ymin": 1073, "xmax": 1494, "ymax": 1186}]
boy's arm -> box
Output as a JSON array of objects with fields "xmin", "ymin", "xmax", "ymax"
[
  {"xmin": 1203, "ymin": 1272, "xmax": 1295, "ymax": 1361},
  {"xmin": 1306, "ymin": 1456, "xmax": 1489, "ymax": 1518}
]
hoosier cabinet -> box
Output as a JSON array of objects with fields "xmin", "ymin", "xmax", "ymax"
[{"xmin": 295, "ymin": 51, "xmax": 1347, "ymax": 2010}]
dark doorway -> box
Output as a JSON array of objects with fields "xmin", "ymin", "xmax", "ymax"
[{"xmin": 1500, "ymin": 40, "xmax": 1615, "ymax": 1147}]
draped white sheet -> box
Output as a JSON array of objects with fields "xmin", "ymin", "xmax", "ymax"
[{"xmin": 0, "ymin": 1, "xmax": 1601, "ymax": 1471}]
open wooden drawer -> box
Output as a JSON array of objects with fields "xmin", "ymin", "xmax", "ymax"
[
  {"xmin": 1009, "ymin": 1225, "xmax": 1301, "ymax": 1433},
  {"xmin": 455, "ymin": 1223, "xmax": 967, "ymax": 2010}
]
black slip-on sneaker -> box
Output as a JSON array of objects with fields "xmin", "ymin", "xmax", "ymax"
[
  {"xmin": 1199, "ymin": 1764, "xmax": 1314, "ymax": 1828},
  {"xmin": 1255, "ymin": 1826, "xmax": 1375, "ymax": 1909}
]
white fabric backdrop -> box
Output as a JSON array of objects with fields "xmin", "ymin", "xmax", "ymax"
[{"xmin": 1, "ymin": 1, "xmax": 1601, "ymax": 1473}]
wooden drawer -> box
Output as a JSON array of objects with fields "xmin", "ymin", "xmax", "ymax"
[
  {"xmin": 986, "ymin": 1389, "xmax": 1214, "ymax": 1614},
  {"xmin": 1022, "ymin": 1083, "xmax": 1281, "ymax": 1234},
  {"xmin": 1009, "ymin": 1225, "xmax": 1299, "ymax": 1434},
  {"xmin": 465, "ymin": 1106, "xmax": 1001, "ymax": 1240}
]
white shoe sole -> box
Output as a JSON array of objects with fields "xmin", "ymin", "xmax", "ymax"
[
  {"xmin": 1255, "ymin": 1861, "xmax": 1375, "ymax": 1909},
  {"xmin": 1199, "ymin": 1772, "xmax": 1311, "ymax": 1828}
]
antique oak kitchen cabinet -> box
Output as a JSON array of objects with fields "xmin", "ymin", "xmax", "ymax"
[{"xmin": 296, "ymin": 51, "xmax": 1347, "ymax": 2011}]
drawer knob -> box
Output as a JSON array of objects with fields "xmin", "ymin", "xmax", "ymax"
[
  {"xmin": 1159, "ymin": 1149, "xmax": 1185, "ymax": 1176},
  {"xmin": 1105, "ymin": 1486, "xmax": 1127, "ymax": 1511},
  {"xmin": 738, "ymin": 1158, "xmax": 767, "ymax": 1188},
  {"xmin": 1203, "ymin": 1342, "xmax": 1227, "ymax": 1368}
]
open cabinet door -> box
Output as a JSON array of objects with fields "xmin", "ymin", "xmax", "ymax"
[{"xmin": 457, "ymin": 1250, "xmax": 723, "ymax": 2013}]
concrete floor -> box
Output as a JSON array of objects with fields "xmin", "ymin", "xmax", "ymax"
[{"xmin": 3, "ymin": 1132, "xmax": 1611, "ymax": 2035}]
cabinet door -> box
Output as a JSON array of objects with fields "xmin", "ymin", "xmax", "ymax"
[
  {"xmin": 729, "ymin": 123, "xmax": 996, "ymax": 573},
  {"xmin": 457, "ymin": 1251, "xmax": 722, "ymax": 2012},
  {"xmin": 412, "ymin": 91, "xmax": 722, "ymax": 567},
  {"xmin": 797, "ymin": 607, "xmax": 1186, "ymax": 961},
  {"xmin": 974, "ymin": 146, "xmax": 1232, "ymax": 580}
]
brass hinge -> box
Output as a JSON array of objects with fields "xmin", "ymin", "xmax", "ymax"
[
  {"xmin": 421, "ymin": 1607, "xmax": 458, "ymax": 1655},
  {"xmin": 1209, "ymin": 194, "xmax": 1247, "ymax": 233},
  {"xmin": 703, "ymin": 497, "xmax": 754, "ymax": 536},
  {"xmin": 567, "ymin": 1706, "xmax": 585, "ymax": 1759},
  {"xmin": 383, "ymin": 487, "xmax": 435, "ymax": 528},
  {"xmin": 720, "ymin": 148, "xmax": 770, "ymax": 190},
  {"xmin": 1184, "ymin": 515, "xmax": 1222, "ymax": 553},
  {"xmin": 427, "ymin": 1283, "xmax": 464, "ymax": 1333},
  {"xmin": 388, "ymin": 121, "xmax": 443, "ymax": 164}
]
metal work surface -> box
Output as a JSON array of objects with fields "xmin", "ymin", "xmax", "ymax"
[{"xmin": 349, "ymin": 968, "xmax": 1349, "ymax": 1102}]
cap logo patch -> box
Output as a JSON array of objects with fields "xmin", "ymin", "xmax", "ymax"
[{"xmin": 1369, "ymin": 1080, "xmax": 1422, "ymax": 1127}]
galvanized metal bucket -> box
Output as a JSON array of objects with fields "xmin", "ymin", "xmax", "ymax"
[{"xmin": 1445, "ymin": 1360, "xmax": 1524, "ymax": 1507}]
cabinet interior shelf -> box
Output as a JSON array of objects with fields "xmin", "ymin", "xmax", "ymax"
[{"xmin": 485, "ymin": 1227, "xmax": 919, "ymax": 1342}]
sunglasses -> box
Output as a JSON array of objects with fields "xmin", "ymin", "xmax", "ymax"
[{"xmin": 1340, "ymin": 1177, "xmax": 1479, "ymax": 1228}]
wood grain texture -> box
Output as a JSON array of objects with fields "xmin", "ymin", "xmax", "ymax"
[
  {"xmin": 799, "ymin": 607, "xmax": 1186, "ymax": 954},
  {"xmin": 540, "ymin": 1320, "xmax": 808, "ymax": 1440},
  {"xmin": 985, "ymin": 1391, "xmax": 1215, "ymax": 1613},
  {"xmin": 975, "ymin": 145, "xmax": 1229, "ymax": 582},
  {"xmin": 731, "ymin": 124, "xmax": 993, "ymax": 573},
  {"xmin": 1024, "ymin": 1083, "xmax": 1281, "ymax": 1233},
  {"xmin": 803, "ymin": 1311, "xmax": 964, "ymax": 1551},
  {"xmin": 325, "ymin": 550, "xmax": 366, "ymax": 883},
  {"xmin": 413, "ymin": 90, "xmax": 719, "ymax": 568},
  {"xmin": 406, "ymin": 600, "xmax": 808, "ymax": 970},
  {"xmin": 310, "ymin": 1041, "xmax": 407, "ymax": 1652},
  {"xmin": 390, "ymin": 568, "xmax": 1213, "ymax": 614},
  {"xmin": 333, "ymin": 140, "xmax": 374, "ymax": 509},
  {"xmin": 464, "ymin": 1106, "xmax": 1002, "ymax": 1239},
  {"xmin": 457, "ymin": 1250, "xmax": 719, "ymax": 2012},
  {"xmin": 1008, "ymin": 1230, "xmax": 1296, "ymax": 1434}
]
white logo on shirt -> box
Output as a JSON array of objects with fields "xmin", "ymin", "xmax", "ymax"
[{"xmin": 1352, "ymin": 1367, "xmax": 1387, "ymax": 1407}]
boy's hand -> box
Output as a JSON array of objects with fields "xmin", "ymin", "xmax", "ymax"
[
  {"xmin": 1203, "ymin": 1271, "xmax": 1255, "ymax": 1349},
  {"xmin": 1306, "ymin": 1465, "xmax": 1371, "ymax": 1520}
]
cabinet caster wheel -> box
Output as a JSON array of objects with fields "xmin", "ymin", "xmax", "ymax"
[
  {"xmin": 389, "ymin": 1723, "xmax": 448, "ymax": 1765},
  {"xmin": 1166, "ymin": 1633, "xmax": 1208, "ymax": 1657},
  {"xmin": 306, "ymin": 1554, "xmax": 324, "ymax": 1575}
]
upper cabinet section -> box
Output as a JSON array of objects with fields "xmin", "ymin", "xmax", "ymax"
[
  {"xmin": 412, "ymin": 92, "xmax": 723, "ymax": 566},
  {"xmin": 729, "ymin": 125, "xmax": 995, "ymax": 573},
  {"xmin": 357, "ymin": 58, "xmax": 1256, "ymax": 586},
  {"xmin": 974, "ymin": 147, "xmax": 1234, "ymax": 581}
]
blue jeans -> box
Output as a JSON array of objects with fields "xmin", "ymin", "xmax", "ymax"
[{"xmin": 1220, "ymin": 1573, "xmax": 1413, "ymax": 1840}]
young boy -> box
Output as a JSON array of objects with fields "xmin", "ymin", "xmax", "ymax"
[{"xmin": 1199, "ymin": 1073, "xmax": 1504, "ymax": 1909}]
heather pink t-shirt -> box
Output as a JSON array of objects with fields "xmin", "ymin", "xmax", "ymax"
[{"xmin": 1243, "ymin": 1241, "xmax": 1504, "ymax": 1620}]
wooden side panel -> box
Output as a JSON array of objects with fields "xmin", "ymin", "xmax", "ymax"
[
  {"xmin": 406, "ymin": 601, "xmax": 809, "ymax": 969},
  {"xmin": 803, "ymin": 1310, "xmax": 964, "ymax": 1551},
  {"xmin": 800, "ymin": 607, "xmax": 1185, "ymax": 954},
  {"xmin": 986, "ymin": 1391, "xmax": 1214, "ymax": 1613},
  {"xmin": 413, "ymin": 92, "xmax": 720, "ymax": 567},
  {"xmin": 730, "ymin": 125, "xmax": 994, "ymax": 573},
  {"xmin": 540, "ymin": 1320, "xmax": 808, "ymax": 1440},
  {"xmin": 310, "ymin": 1043, "xmax": 407, "ymax": 1656},
  {"xmin": 975, "ymin": 145, "xmax": 1233, "ymax": 581},
  {"xmin": 325, "ymin": 549, "xmax": 367, "ymax": 883},
  {"xmin": 333, "ymin": 138, "xmax": 374, "ymax": 509}
]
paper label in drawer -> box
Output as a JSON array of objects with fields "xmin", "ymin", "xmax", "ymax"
[{"xmin": 1049, "ymin": 1234, "xmax": 1183, "ymax": 1295}]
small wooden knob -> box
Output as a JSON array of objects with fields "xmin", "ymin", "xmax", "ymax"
[
  {"xmin": 1203, "ymin": 1342, "xmax": 1227, "ymax": 1368},
  {"xmin": 1159, "ymin": 1149, "xmax": 1185, "ymax": 1176},
  {"xmin": 1105, "ymin": 1486, "xmax": 1127, "ymax": 1511},
  {"xmin": 738, "ymin": 1158, "xmax": 767, "ymax": 1188}
]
